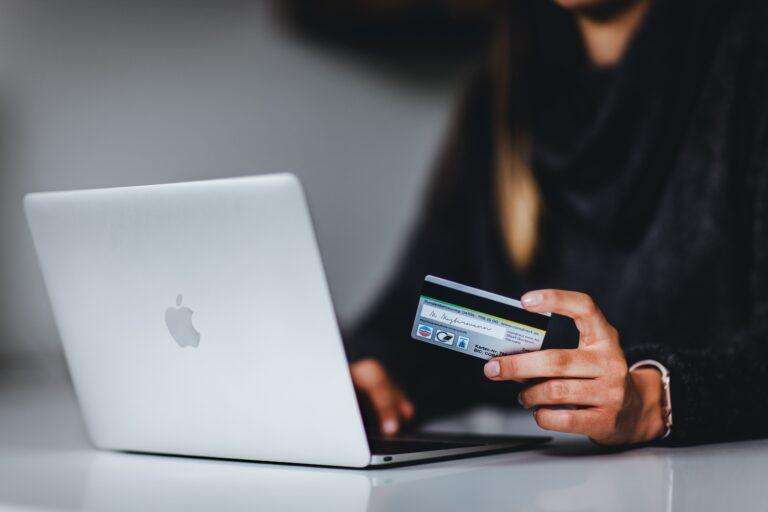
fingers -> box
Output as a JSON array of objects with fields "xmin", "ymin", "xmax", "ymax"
[
  {"xmin": 519, "ymin": 378, "xmax": 606, "ymax": 408},
  {"xmin": 367, "ymin": 386, "xmax": 407, "ymax": 435},
  {"xmin": 533, "ymin": 407, "xmax": 608, "ymax": 437},
  {"xmin": 399, "ymin": 398, "xmax": 415, "ymax": 420},
  {"xmin": 349, "ymin": 359, "xmax": 414, "ymax": 436},
  {"xmin": 521, "ymin": 289, "xmax": 616, "ymax": 345},
  {"xmin": 484, "ymin": 349, "xmax": 602, "ymax": 381}
]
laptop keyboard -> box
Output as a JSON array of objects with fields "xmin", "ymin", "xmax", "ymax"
[
  {"xmin": 367, "ymin": 430, "xmax": 538, "ymax": 455},
  {"xmin": 368, "ymin": 437, "xmax": 476, "ymax": 455}
]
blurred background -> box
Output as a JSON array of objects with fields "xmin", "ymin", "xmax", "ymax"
[{"xmin": 0, "ymin": 0, "xmax": 493, "ymax": 379}]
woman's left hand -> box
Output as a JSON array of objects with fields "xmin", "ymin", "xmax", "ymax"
[{"xmin": 482, "ymin": 289, "xmax": 666, "ymax": 446}]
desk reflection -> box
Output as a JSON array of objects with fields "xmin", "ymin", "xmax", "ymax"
[
  {"xmin": 77, "ymin": 447, "xmax": 673, "ymax": 512},
  {"xmin": 7, "ymin": 437, "xmax": 768, "ymax": 511},
  {"xmin": 4, "ymin": 384, "xmax": 767, "ymax": 511}
]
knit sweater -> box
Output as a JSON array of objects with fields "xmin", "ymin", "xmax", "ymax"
[{"xmin": 346, "ymin": 0, "xmax": 768, "ymax": 445}]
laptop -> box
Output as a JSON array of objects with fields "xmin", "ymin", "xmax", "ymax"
[{"xmin": 24, "ymin": 174, "xmax": 549, "ymax": 467}]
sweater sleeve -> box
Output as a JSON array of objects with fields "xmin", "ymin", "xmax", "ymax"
[
  {"xmin": 624, "ymin": 48, "xmax": 768, "ymax": 444},
  {"xmin": 342, "ymin": 72, "xmax": 504, "ymax": 419},
  {"xmin": 342, "ymin": 71, "xmax": 490, "ymax": 365},
  {"xmin": 341, "ymin": 197, "xmax": 516, "ymax": 420},
  {"xmin": 624, "ymin": 205, "xmax": 768, "ymax": 443}
]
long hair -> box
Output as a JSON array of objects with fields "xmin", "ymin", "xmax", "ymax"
[
  {"xmin": 422, "ymin": 1, "xmax": 540, "ymax": 273},
  {"xmin": 492, "ymin": 1, "xmax": 541, "ymax": 273}
]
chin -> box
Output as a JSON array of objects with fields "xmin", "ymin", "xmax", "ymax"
[
  {"xmin": 551, "ymin": 0, "xmax": 641, "ymax": 14},
  {"xmin": 552, "ymin": 0, "xmax": 604, "ymax": 8}
]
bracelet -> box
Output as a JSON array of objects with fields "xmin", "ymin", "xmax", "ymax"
[{"xmin": 629, "ymin": 359, "xmax": 673, "ymax": 440}]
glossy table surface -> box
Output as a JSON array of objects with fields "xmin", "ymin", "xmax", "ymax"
[{"xmin": 2, "ymin": 377, "xmax": 766, "ymax": 512}]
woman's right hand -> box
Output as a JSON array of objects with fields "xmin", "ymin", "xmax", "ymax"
[{"xmin": 350, "ymin": 358, "xmax": 414, "ymax": 436}]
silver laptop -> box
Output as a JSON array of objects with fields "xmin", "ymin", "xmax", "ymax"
[{"xmin": 24, "ymin": 174, "xmax": 548, "ymax": 467}]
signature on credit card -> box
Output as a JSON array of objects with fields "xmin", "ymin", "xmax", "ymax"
[{"xmin": 410, "ymin": 275, "xmax": 551, "ymax": 360}]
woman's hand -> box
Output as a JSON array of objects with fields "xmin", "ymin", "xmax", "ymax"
[
  {"xmin": 483, "ymin": 289, "xmax": 666, "ymax": 445},
  {"xmin": 350, "ymin": 358, "xmax": 414, "ymax": 436}
]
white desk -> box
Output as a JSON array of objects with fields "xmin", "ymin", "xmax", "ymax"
[{"xmin": 2, "ymin": 378, "xmax": 766, "ymax": 512}]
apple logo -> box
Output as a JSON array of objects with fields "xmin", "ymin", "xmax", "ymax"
[{"xmin": 164, "ymin": 294, "xmax": 201, "ymax": 348}]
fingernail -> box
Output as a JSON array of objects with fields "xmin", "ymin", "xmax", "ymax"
[
  {"xmin": 484, "ymin": 360, "xmax": 500, "ymax": 378},
  {"xmin": 521, "ymin": 292, "xmax": 542, "ymax": 307},
  {"xmin": 382, "ymin": 419, "xmax": 398, "ymax": 435}
]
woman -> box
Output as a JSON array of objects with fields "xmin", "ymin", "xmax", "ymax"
[{"xmin": 346, "ymin": 0, "xmax": 768, "ymax": 446}]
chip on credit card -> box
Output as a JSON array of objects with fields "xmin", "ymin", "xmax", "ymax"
[{"xmin": 410, "ymin": 275, "xmax": 577, "ymax": 360}]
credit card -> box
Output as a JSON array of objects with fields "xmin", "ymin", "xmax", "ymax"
[{"xmin": 410, "ymin": 275, "xmax": 558, "ymax": 360}]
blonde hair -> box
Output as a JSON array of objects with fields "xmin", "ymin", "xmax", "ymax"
[{"xmin": 492, "ymin": 3, "xmax": 541, "ymax": 273}]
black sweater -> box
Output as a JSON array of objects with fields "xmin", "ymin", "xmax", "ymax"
[{"xmin": 346, "ymin": 0, "xmax": 768, "ymax": 445}]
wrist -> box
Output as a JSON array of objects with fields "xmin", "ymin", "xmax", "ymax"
[{"xmin": 630, "ymin": 367, "xmax": 667, "ymax": 442}]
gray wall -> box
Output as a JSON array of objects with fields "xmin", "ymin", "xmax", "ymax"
[{"xmin": 0, "ymin": 1, "xmax": 465, "ymax": 366}]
